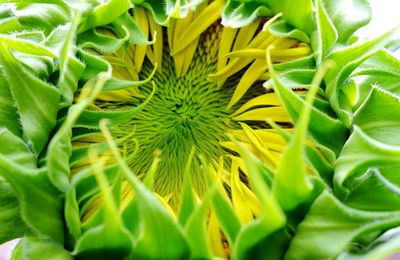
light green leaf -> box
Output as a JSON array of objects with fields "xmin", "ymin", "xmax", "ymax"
[
  {"xmin": 0, "ymin": 43, "xmax": 60, "ymax": 155},
  {"xmin": 112, "ymin": 13, "xmax": 149, "ymax": 45},
  {"xmin": 338, "ymin": 229, "xmax": 400, "ymax": 260},
  {"xmin": 0, "ymin": 181, "xmax": 27, "ymax": 244},
  {"xmin": 0, "ymin": 73, "xmax": 21, "ymax": 138},
  {"xmin": 233, "ymin": 142, "xmax": 286, "ymax": 259},
  {"xmin": 0, "ymin": 34, "xmax": 55, "ymax": 57},
  {"xmin": 49, "ymin": 8, "xmax": 86, "ymax": 108},
  {"xmin": 78, "ymin": 49, "xmax": 110, "ymax": 80},
  {"xmin": 325, "ymin": 28, "xmax": 398, "ymax": 126},
  {"xmin": 64, "ymin": 186, "xmax": 81, "ymax": 242},
  {"xmin": 78, "ymin": 0, "xmax": 131, "ymax": 33},
  {"xmin": 268, "ymin": 20, "xmax": 310, "ymax": 43},
  {"xmin": 267, "ymin": 63, "xmax": 348, "ymax": 155},
  {"xmin": 47, "ymin": 74, "xmax": 109, "ymax": 191},
  {"xmin": 352, "ymin": 49, "xmax": 400, "ymax": 108},
  {"xmin": 353, "ymin": 87, "xmax": 400, "ymax": 145},
  {"xmin": 11, "ymin": 2, "xmax": 70, "ymax": 35},
  {"xmin": 0, "ymin": 128, "xmax": 36, "ymax": 168},
  {"xmin": 0, "ymin": 161, "xmax": 64, "ymax": 244},
  {"xmin": 178, "ymin": 150, "xmax": 197, "ymax": 226},
  {"xmin": 78, "ymin": 26, "xmax": 129, "ymax": 54},
  {"xmin": 285, "ymin": 192, "xmax": 400, "ymax": 260},
  {"xmin": 12, "ymin": 236, "xmax": 73, "ymax": 260},
  {"xmin": 343, "ymin": 168, "xmax": 400, "ymax": 211},
  {"xmin": 322, "ymin": 0, "xmax": 371, "ymax": 44},
  {"xmin": 334, "ymin": 127, "xmax": 400, "ymax": 198},
  {"xmin": 184, "ymin": 168, "xmax": 214, "ymax": 259},
  {"xmin": 100, "ymin": 121, "xmax": 190, "ymax": 259},
  {"xmin": 73, "ymin": 156, "xmax": 133, "ymax": 258},
  {"xmin": 133, "ymin": 0, "xmax": 169, "ymax": 25},
  {"xmin": 266, "ymin": 0, "xmax": 314, "ymax": 34},
  {"xmin": 221, "ymin": 0, "xmax": 273, "ymax": 28},
  {"xmin": 313, "ymin": 0, "xmax": 338, "ymax": 64}
]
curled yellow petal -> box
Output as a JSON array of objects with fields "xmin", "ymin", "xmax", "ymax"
[
  {"xmin": 133, "ymin": 7, "xmax": 149, "ymax": 72},
  {"xmin": 171, "ymin": 0, "xmax": 223, "ymax": 55},
  {"xmin": 232, "ymin": 107, "xmax": 292, "ymax": 123},
  {"xmin": 232, "ymin": 93, "xmax": 282, "ymax": 117},
  {"xmin": 228, "ymin": 59, "xmax": 267, "ymax": 109}
]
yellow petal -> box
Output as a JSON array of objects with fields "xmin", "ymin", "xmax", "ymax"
[
  {"xmin": 171, "ymin": 0, "xmax": 223, "ymax": 55},
  {"xmin": 232, "ymin": 93, "xmax": 282, "ymax": 116},
  {"xmin": 240, "ymin": 123, "xmax": 278, "ymax": 167},
  {"xmin": 96, "ymin": 89, "xmax": 140, "ymax": 102},
  {"xmin": 207, "ymin": 210, "xmax": 226, "ymax": 258},
  {"xmin": 232, "ymin": 19, "xmax": 261, "ymax": 51},
  {"xmin": 133, "ymin": 7, "xmax": 149, "ymax": 72},
  {"xmin": 228, "ymin": 59, "xmax": 267, "ymax": 108},
  {"xmin": 232, "ymin": 107, "xmax": 292, "ymax": 123},
  {"xmin": 230, "ymin": 129, "xmax": 287, "ymax": 153},
  {"xmin": 155, "ymin": 193, "xmax": 176, "ymax": 218},
  {"xmin": 170, "ymin": 11, "xmax": 194, "ymax": 75},
  {"xmin": 209, "ymin": 33, "xmax": 276, "ymax": 83},
  {"xmin": 230, "ymin": 159, "xmax": 254, "ymax": 223},
  {"xmin": 217, "ymin": 27, "xmax": 238, "ymax": 72},
  {"xmin": 225, "ymin": 48, "xmax": 266, "ymax": 59}
]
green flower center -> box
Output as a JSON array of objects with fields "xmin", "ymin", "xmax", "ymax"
[{"xmin": 101, "ymin": 26, "xmax": 248, "ymax": 203}]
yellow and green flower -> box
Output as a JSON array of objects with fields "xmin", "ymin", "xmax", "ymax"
[{"xmin": 0, "ymin": 0, "xmax": 400, "ymax": 259}]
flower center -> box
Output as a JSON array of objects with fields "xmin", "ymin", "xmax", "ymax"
[{"xmin": 101, "ymin": 25, "xmax": 246, "ymax": 203}]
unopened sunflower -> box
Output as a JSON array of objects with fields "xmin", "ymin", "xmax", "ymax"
[{"xmin": 1, "ymin": 0, "xmax": 400, "ymax": 259}]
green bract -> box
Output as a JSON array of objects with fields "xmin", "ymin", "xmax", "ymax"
[{"xmin": 0, "ymin": 0, "xmax": 399, "ymax": 259}]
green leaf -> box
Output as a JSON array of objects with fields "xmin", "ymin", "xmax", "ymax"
[
  {"xmin": 0, "ymin": 162, "xmax": 64, "ymax": 244},
  {"xmin": 313, "ymin": 0, "xmax": 338, "ymax": 64},
  {"xmin": 268, "ymin": 20, "xmax": 310, "ymax": 43},
  {"xmin": 184, "ymin": 165, "xmax": 214, "ymax": 259},
  {"xmin": 0, "ymin": 43, "xmax": 60, "ymax": 155},
  {"xmin": 338, "ymin": 229, "xmax": 400, "ymax": 260},
  {"xmin": 75, "ymin": 83, "xmax": 154, "ymax": 128},
  {"xmin": 207, "ymin": 175, "xmax": 241, "ymax": 247},
  {"xmin": 100, "ymin": 121, "xmax": 190, "ymax": 259},
  {"xmin": 47, "ymin": 74, "xmax": 109, "ymax": 191},
  {"xmin": 233, "ymin": 141, "xmax": 285, "ymax": 259},
  {"xmin": 334, "ymin": 127, "xmax": 400, "ymax": 199},
  {"xmin": 47, "ymin": 8, "xmax": 85, "ymax": 108},
  {"xmin": 353, "ymin": 87, "xmax": 400, "ymax": 145},
  {"xmin": 270, "ymin": 52, "xmax": 328, "ymax": 212},
  {"xmin": 78, "ymin": 49, "xmax": 110, "ymax": 80},
  {"xmin": 73, "ymin": 158, "xmax": 133, "ymax": 259},
  {"xmin": 272, "ymin": 54, "xmax": 316, "ymax": 71},
  {"xmin": 352, "ymin": 49, "xmax": 400, "ymax": 108},
  {"xmin": 343, "ymin": 168, "xmax": 400, "ymax": 211},
  {"xmin": 285, "ymin": 192, "xmax": 400, "ymax": 260},
  {"xmin": 221, "ymin": 0, "xmax": 273, "ymax": 28},
  {"xmin": 64, "ymin": 186, "xmax": 81, "ymax": 242},
  {"xmin": 322, "ymin": 0, "xmax": 371, "ymax": 44},
  {"xmin": 78, "ymin": 0, "xmax": 131, "ymax": 33},
  {"xmin": 0, "ymin": 181, "xmax": 27, "ymax": 244},
  {"xmin": 9, "ymin": 2, "xmax": 70, "ymax": 35},
  {"xmin": 178, "ymin": 150, "xmax": 197, "ymax": 226},
  {"xmin": 112, "ymin": 13, "xmax": 149, "ymax": 45},
  {"xmin": 267, "ymin": 64, "xmax": 348, "ymax": 155},
  {"xmin": 266, "ymin": 0, "xmax": 314, "ymax": 34},
  {"xmin": 78, "ymin": 26, "xmax": 129, "ymax": 54},
  {"xmin": 12, "ymin": 236, "xmax": 73, "ymax": 260},
  {"xmin": 0, "ymin": 74, "xmax": 21, "ymax": 137},
  {"xmin": 133, "ymin": 0, "xmax": 169, "ymax": 25},
  {"xmin": 324, "ymin": 28, "xmax": 398, "ymax": 126},
  {"xmin": 0, "ymin": 128, "xmax": 36, "ymax": 169},
  {"xmin": 0, "ymin": 34, "xmax": 55, "ymax": 57}
]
